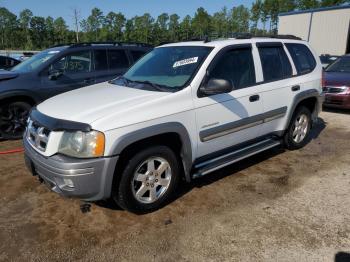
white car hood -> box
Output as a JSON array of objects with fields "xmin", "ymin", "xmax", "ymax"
[{"xmin": 37, "ymin": 82, "xmax": 170, "ymax": 126}]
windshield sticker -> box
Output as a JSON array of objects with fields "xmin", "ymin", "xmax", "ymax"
[{"xmin": 173, "ymin": 57, "xmax": 198, "ymax": 68}]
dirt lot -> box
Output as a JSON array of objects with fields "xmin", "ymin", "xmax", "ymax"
[{"xmin": 0, "ymin": 109, "xmax": 349, "ymax": 262}]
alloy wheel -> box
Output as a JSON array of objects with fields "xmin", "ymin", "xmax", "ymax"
[
  {"xmin": 292, "ymin": 113, "xmax": 309, "ymax": 143},
  {"xmin": 132, "ymin": 157, "xmax": 172, "ymax": 204}
]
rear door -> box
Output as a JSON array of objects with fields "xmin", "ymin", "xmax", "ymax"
[
  {"xmin": 194, "ymin": 45, "xmax": 264, "ymax": 158},
  {"xmin": 107, "ymin": 48, "xmax": 130, "ymax": 79},
  {"xmin": 40, "ymin": 50, "xmax": 94, "ymax": 99},
  {"xmin": 93, "ymin": 48, "xmax": 111, "ymax": 84},
  {"xmin": 256, "ymin": 42, "xmax": 297, "ymax": 136}
]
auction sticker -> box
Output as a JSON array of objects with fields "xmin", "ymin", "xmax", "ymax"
[{"xmin": 173, "ymin": 57, "xmax": 198, "ymax": 68}]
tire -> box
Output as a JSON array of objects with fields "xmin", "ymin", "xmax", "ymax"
[
  {"xmin": 0, "ymin": 101, "xmax": 31, "ymax": 140},
  {"xmin": 284, "ymin": 106, "xmax": 312, "ymax": 150},
  {"xmin": 113, "ymin": 145, "xmax": 180, "ymax": 213}
]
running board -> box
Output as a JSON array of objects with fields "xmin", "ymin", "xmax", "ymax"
[{"xmin": 192, "ymin": 138, "xmax": 281, "ymax": 179}]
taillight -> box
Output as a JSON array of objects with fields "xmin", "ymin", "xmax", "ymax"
[
  {"xmin": 321, "ymin": 70, "xmax": 326, "ymax": 88},
  {"xmin": 345, "ymin": 86, "xmax": 350, "ymax": 95}
]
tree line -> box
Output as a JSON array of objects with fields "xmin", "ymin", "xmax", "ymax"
[{"xmin": 0, "ymin": 0, "xmax": 349, "ymax": 50}]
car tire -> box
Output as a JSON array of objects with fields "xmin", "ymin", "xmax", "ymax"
[
  {"xmin": 0, "ymin": 101, "xmax": 31, "ymax": 140},
  {"xmin": 284, "ymin": 106, "xmax": 312, "ymax": 150},
  {"xmin": 113, "ymin": 145, "xmax": 180, "ymax": 213}
]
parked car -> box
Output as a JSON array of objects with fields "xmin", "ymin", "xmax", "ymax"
[
  {"xmin": 0, "ymin": 55, "xmax": 21, "ymax": 70},
  {"xmin": 24, "ymin": 37, "xmax": 323, "ymax": 213},
  {"xmin": 0, "ymin": 42, "xmax": 152, "ymax": 139},
  {"xmin": 320, "ymin": 54, "xmax": 339, "ymax": 68},
  {"xmin": 323, "ymin": 55, "xmax": 350, "ymax": 109}
]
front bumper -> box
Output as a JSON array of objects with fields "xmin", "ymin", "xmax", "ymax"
[
  {"xmin": 323, "ymin": 93, "xmax": 350, "ymax": 109},
  {"xmin": 24, "ymin": 138, "xmax": 119, "ymax": 201}
]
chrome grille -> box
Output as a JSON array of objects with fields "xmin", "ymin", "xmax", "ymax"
[
  {"xmin": 324, "ymin": 86, "xmax": 346, "ymax": 94},
  {"xmin": 26, "ymin": 119, "xmax": 51, "ymax": 152}
]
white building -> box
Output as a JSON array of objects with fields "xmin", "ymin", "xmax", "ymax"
[{"xmin": 278, "ymin": 5, "xmax": 350, "ymax": 56}]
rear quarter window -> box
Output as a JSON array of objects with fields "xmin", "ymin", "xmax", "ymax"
[{"xmin": 285, "ymin": 43, "xmax": 316, "ymax": 75}]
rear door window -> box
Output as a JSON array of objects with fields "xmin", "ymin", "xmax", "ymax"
[
  {"xmin": 258, "ymin": 45, "xmax": 292, "ymax": 82},
  {"xmin": 210, "ymin": 47, "xmax": 256, "ymax": 89},
  {"xmin": 94, "ymin": 49, "xmax": 108, "ymax": 71},
  {"xmin": 107, "ymin": 49, "xmax": 129, "ymax": 70},
  {"xmin": 131, "ymin": 50, "xmax": 147, "ymax": 62},
  {"xmin": 285, "ymin": 43, "xmax": 316, "ymax": 75}
]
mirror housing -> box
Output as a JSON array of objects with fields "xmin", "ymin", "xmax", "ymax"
[
  {"xmin": 48, "ymin": 69, "xmax": 63, "ymax": 80},
  {"xmin": 199, "ymin": 78, "xmax": 233, "ymax": 96}
]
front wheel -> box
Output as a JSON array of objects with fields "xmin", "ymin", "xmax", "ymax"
[
  {"xmin": 0, "ymin": 101, "xmax": 31, "ymax": 140},
  {"xmin": 113, "ymin": 145, "xmax": 180, "ymax": 213},
  {"xmin": 284, "ymin": 106, "xmax": 312, "ymax": 150}
]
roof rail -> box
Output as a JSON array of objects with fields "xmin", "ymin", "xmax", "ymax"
[
  {"xmin": 235, "ymin": 34, "xmax": 302, "ymax": 40},
  {"xmin": 51, "ymin": 42, "xmax": 153, "ymax": 49}
]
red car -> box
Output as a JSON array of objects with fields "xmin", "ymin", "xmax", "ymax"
[{"xmin": 323, "ymin": 55, "xmax": 350, "ymax": 109}]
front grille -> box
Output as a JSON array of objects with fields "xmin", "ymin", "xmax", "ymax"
[
  {"xmin": 324, "ymin": 86, "xmax": 346, "ymax": 94},
  {"xmin": 26, "ymin": 119, "xmax": 51, "ymax": 152}
]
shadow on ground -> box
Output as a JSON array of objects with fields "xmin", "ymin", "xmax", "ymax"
[{"xmin": 97, "ymin": 118, "xmax": 327, "ymax": 212}]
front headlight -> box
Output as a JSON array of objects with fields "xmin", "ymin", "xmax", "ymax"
[{"xmin": 58, "ymin": 131, "xmax": 105, "ymax": 158}]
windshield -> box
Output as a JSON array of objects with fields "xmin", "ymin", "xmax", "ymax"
[
  {"xmin": 11, "ymin": 49, "xmax": 61, "ymax": 73},
  {"xmin": 112, "ymin": 46, "xmax": 213, "ymax": 91},
  {"xmin": 326, "ymin": 57, "xmax": 350, "ymax": 73}
]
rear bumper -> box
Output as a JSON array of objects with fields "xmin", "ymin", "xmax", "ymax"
[
  {"xmin": 323, "ymin": 93, "xmax": 350, "ymax": 109},
  {"xmin": 24, "ymin": 138, "xmax": 119, "ymax": 201}
]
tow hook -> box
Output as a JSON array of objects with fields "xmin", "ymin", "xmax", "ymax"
[{"xmin": 80, "ymin": 202, "xmax": 91, "ymax": 214}]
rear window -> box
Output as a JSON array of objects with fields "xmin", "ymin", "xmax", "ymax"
[
  {"xmin": 258, "ymin": 45, "xmax": 292, "ymax": 82},
  {"xmin": 286, "ymin": 43, "xmax": 316, "ymax": 75},
  {"xmin": 107, "ymin": 50, "xmax": 129, "ymax": 70},
  {"xmin": 94, "ymin": 49, "xmax": 108, "ymax": 71},
  {"xmin": 131, "ymin": 50, "xmax": 147, "ymax": 62}
]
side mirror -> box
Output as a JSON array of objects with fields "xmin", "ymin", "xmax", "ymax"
[
  {"xmin": 48, "ymin": 69, "xmax": 63, "ymax": 80},
  {"xmin": 199, "ymin": 78, "xmax": 233, "ymax": 96}
]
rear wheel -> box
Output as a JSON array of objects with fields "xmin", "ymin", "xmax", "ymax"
[
  {"xmin": 284, "ymin": 106, "xmax": 312, "ymax": 150},
  {"xmin": 0, "ymin": 101, "xmax": 31, "ymax": 139},
  {"xmin": 113, "ymin": 145, "xmax": 180, "ymax": 213}
]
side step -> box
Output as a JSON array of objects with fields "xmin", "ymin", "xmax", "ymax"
[{"xmin": 192, "ymin": 138, "xmax": 281, "ymax": 179}]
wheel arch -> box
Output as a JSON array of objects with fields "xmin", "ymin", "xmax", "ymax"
[
  {"xmin": 286, "ymin": 89, "xmax": 322, "ymax": 129},
  {"xmin": 109, "ymin": 122, "xmax": 193, "ymax": 183},
  {"xmin": 0, "ymin": 90, "xmax": 38, "ymax": 106}
]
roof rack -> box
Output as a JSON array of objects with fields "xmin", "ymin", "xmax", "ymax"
[
  {"xmin": 51, "ymin": 42, "xmax": 153, "ymax": 48},
  {"xmin": 235, "ymin": 33, "xmax": 302, "ymax": 40}
]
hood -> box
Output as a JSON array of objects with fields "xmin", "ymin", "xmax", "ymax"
[
  {"xmin": 0, "ymin": 70, "xmax": 19, "ymax": 81},
  {"xmin": 325, "ymin": 71, "xmax": 350, "ymax": 87},
  {"xmin": 37, "ymin": 82, "xmax": 172, "ymax": 126}
]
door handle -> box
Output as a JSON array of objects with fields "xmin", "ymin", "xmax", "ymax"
[
  {"xmin": 291, "ymin": 85, "xmax": 300, "ymax": 92},
  {"xmin": 249, "ymin": 95, "xmax": 260, "ymax": 102},
  {"xmin": 84, "ymin": 78, "xmax": 94, "ymax": 84}
]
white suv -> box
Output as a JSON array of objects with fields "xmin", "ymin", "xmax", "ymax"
[{"xmin": 24, "ymin": 37, "xmax": 324, "ymax": 213}]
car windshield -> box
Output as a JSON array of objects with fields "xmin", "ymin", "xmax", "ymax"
[
  {"xmin": 112, "ymin": 46, "xmax": 213, "ymax": 91},
  {"xmin": 326, "ymin": 57, "xmax": 350, "ymax": 73},
  {"xmin": 11, "ymin": 49, "xmax": 61, "ymax": 73}
]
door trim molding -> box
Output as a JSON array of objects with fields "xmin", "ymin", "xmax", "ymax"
[{"xmin": 199, "ymin": 106, "xmax": 287, "ymax": 142}]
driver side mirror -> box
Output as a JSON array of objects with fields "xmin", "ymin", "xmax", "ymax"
[
  {"xmin": 48, "ymin": 69, "xmax": 63, "ymax": 80},
  {"xmin": 199, "ymin": 78, "xmax": 234, "ymax": 96}
]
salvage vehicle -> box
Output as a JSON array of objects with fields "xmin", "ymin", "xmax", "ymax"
[
  {"xmin": 0, "ymin": 42, "xmax": 152, "ymax": 139},
  {"xmin": 323, "ymin": 55, "xmax": 350, "ymax": 109},
  {"xmin": 24, "ymin": 36, "xmax": 323, "ymax": 213}
]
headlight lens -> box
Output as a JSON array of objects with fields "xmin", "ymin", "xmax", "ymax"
[{"xmin": 58, "ymin": 131, "xmax": 105, "ymax": 158}]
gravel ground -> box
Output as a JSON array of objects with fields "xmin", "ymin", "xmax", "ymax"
[{"xmin": 0, "ymin": 109, "xmax": 349, "ymax": 262}]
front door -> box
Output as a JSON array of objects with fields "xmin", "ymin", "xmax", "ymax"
[
  {"xmin": 40, "ymin": 50, "xmax": 94, "ymax": 99},
  {"xmin": 194, "ymin": 45, "xmax": 264, "ymax": 158}
]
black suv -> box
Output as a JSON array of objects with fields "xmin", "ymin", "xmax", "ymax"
[{"xmin": 0, "ymin": 42, "xmax": 152, "ymax": 139}]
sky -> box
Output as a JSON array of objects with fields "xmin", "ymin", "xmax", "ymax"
[{"xmin": 1, "ymin": 0, "xmax": 255, "ymax": 29}]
